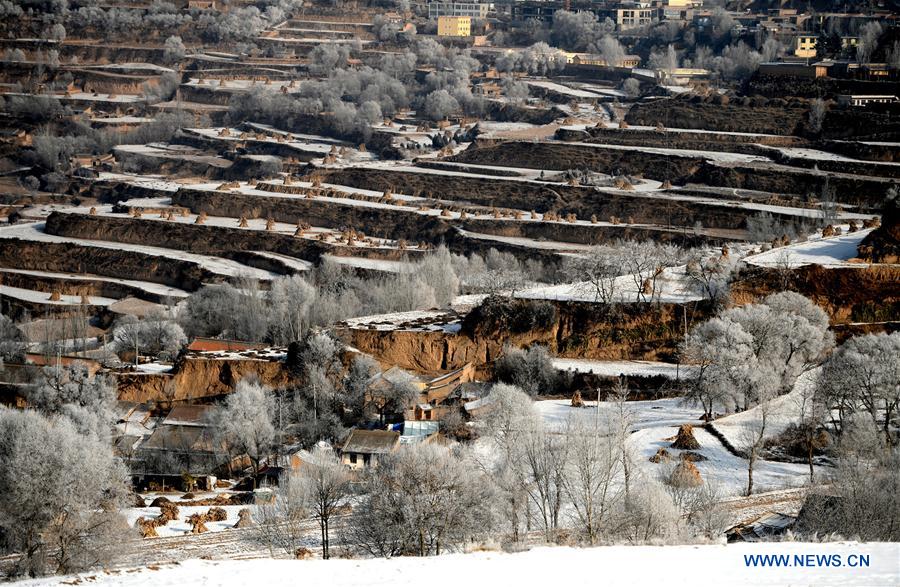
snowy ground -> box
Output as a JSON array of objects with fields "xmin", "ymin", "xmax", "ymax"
[
  {"xmin": 535, "ymin": 398, "xmax": 703, "ymax": 434},
  {"xmin": 538, "ymin": 374, "xmax": 821, "ymax": 497},
  {"xmin": 0, "ymin": 284, "xmax": 116, "ymax": 306},
  {"xmin": 20, "ymin": 543, "xmax": 899, "ymax": 587},
  {"xmin": 745, "ymin": 228, "xmax": 873, "ymax": 269},
  {"xmin": 0, "ymin": 268, "xmax": 190, "ymax": 300},
  {"xmin": 341, "ymin": 310, "xmax": 460, "ymax": 333},
  {"xmin": 551, "ymin": 358, "xmax": 695, "ymax": 379},
  {"xmin": 517, "ymin": 266, "xmax": 703, "ymax": 304},
  {"xmin": 710, "ymin": 369, "xmax": 820, "ymax": 451},
  {"xmin": 124, "ymin": 504, "xmax": 245, "ymax": 538},
  {"xmin": 631, "ymin": 424, "xmax": 818, "ymax": 495}
]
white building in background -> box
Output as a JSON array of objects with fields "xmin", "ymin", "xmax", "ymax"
[{"xmin": 428, "ymin": 1, "xmax": 491, "ymax": 19}]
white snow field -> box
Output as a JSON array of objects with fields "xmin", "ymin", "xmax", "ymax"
[
  {"xmin": 21, "ymin": 543, "xmax": 899, "ymax": 587},
  {"xmin": 552, "ymin": 358, "xmax": 696, "ymax": 379},
  {"xmin": 630, "ymin": 424, "xmax": 818, "ymax": 495},
  {"xmin": 535, "ymin": 398, "xmax": 702, "ymax": 434},
  {"xmin": 745, "ymin": 228, "xmax": 874, "ymax": 269},
  {"xmin": 711, "ymin": 369, "xmax": 821, "ymax": 450},
  {"xmin": 0, "ymin": 284, "xmax": 116, "ymax": 306}
]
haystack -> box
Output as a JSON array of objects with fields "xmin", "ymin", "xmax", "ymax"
[
  {"xmin": 295, "ymin": 547, "xmax": 314, "ymax": 559},
  {"xmin": 265, "ymin": 218, "xmax": 275, "ymax": 231},
  {"xmin": 149, "ymin": 496, "xmax": 170, "ymax": 508},
  {"xmin": 89, "ymin": 206, "xmax": 97, "ymax": 215},
  {"xmin": 670, "ymin": 459, "xmax": 703, "ymax": 488},
  {"xmin": 187, "ymin": 513, "xmax": 208, "ymax": 534},
  {"xmin": 157, "ymin": 502, "xmax": 180, "ymax": 524},
  {"xmin": 135, "ymin": 517, "xmax": 159, "ymax": 538},
  {"xmin": 48, "ymin": 290, "xmax": 61, "ymax": 301},
  {"xmin": 238, "ymin": 216, "xmax": 248, "ymax": 228},
  {"xmin": 570, "ymin": 391, "xmax": 584, "ymax": 408},
  {"xmin": 207, "ymin": 507, "xmax": 227, "ymax": 522},
  {"xmin": 671, "ymin": 424, "xmax": 701, "ymax": 450},
  {"xmin": 80, "ymin": 294, "xmax": 91, "ymax": 305},
  {"xmin": 234, "ymin": 508, "xmax": 254, "ymax": 528},
  {"xmin": 649, "ymin": 447, "xmax": 672, "ymax": 463}
]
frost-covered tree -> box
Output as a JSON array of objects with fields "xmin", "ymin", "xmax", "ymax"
[
  {"xmin": 295, "ymin": 446, "xmax": 351, "ymax": 559},
  {"xmin": 0, "ymin": 314, "xmax": 25, "ymax": 362},
  {"xmin": 621, "ymin": 77, "xmax": 641, "ymax": 98},
  {"xmin": 563, "ymin": 413, "xmax": 622, "ymax": 544},
  {"xmin": 618, "ymin": 241, "xmax": 682, "ymax": 303},
  {"xmin": 413, "ymin": 244, "xmax": 460, "ymax": 307},
  {"xmin": 564, "ymin": 244, "xmax": 626, "ymax": 304},
  {"xmin": 422, "ymin": 89, "xmax": 459, "ymax": 121},
  {"xmin": 494, "ymin": 344, "xmax": 561, "ymax": 396},
  {"xmin": 518, "ymin": 421, "xmax": 568, "ymax": 539},
  {"xmin": 856, "ymin": 21, "xmax": 883, "ymax": 64},
  {"xmin": 341, "ymin": 354, "xmax": 380, "ymax": 421},
  {"xmin": 818, "ymin": 332, "xmax": 900, "ymax": 445},
  {"xmin": 268, "ymin": 275, "xmax": 315, "ymax": 345},
  {"xmin": 685, "ymin": 250, "xmax": 740, "ymax": 307},
  {"xmin": 347, "ymin": 444, "xmax": 495, "ymax": 556},
  {"xmin": 598, "ymin": 35, "xmax": 626, "ymax": 67},
  {"xmin": 27, "ymin": 364, "xmax": 116, "ymax": 433},
  {"xmin": 179, "ymin": 281, "xmax": 267, "ymax": 342},
  {"xmin": 163, "ymin": 35, "xmax": 186, "ymax": 63},
  {"xmin": 0, "ymin": 409, "xmax": 129, "ymax": 577},
  {"xmin": 808, "ymin": 98, "xmax": 827, "ymax": 135},
  {"xmin": 209, "ymin": 380, "xmax": 276, "ymax": 487},
  {"xmin": 682, "ymin": 292, "xmax": 831, "ymax": 418},
  {"xmin": 112, "ymin": 311, "xmax": 186, "ymax": 361}
]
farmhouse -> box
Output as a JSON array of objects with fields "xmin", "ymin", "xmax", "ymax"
[{"xmin": 340, "ymin": 429, "xmax": 401, "ymax": 469}]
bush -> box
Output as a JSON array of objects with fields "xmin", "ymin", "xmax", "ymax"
[{"xmin": 494, "ymin": 344, "xmax": 564, "ymax": 396}]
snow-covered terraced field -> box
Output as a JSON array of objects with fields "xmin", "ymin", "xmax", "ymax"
[
  {"xmin": 518, "ymin": 266, "xmax": 703, "ymax": 304},
  {"xmin": 322, "ymin": 255, "xmax": 413, "ymax": 273},
  {"xmin": 341, "ymin": 309, "xmax": 460, "ymax": 332},
  {"xmin": 0, "ymin": 222, "xmax": 278, "ymax": 280},
  {"xmin": 62, "ymin": 205, "xmax": 407, "ymax": 250},
  {"xmin": 0, "ymin": 268, "xmax": 190, "ymax": 299},
  {"xmin": 0, "ymin": 284, "xmax": 116, "ymax": 306},
  {"xmin": 745, "ymin": 228, "xmax": 874, "ymax": 268}
]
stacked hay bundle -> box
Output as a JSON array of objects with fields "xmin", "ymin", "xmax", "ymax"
[
  {"xmin": 671, "ymin": 424, "xmax": 701, "ymax": 450},
  {"xmin": 234, "ymin": 508, "xmax": 254, "ymax": 528}
]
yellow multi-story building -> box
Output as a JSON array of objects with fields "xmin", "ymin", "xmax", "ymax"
[
  {"xmin": 795, "ymin": 34, "xmax": 818, "ymax": 58},
  {"xmin": 437, "ymin": 15, "xmax": 471, "ymax": 37}
]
